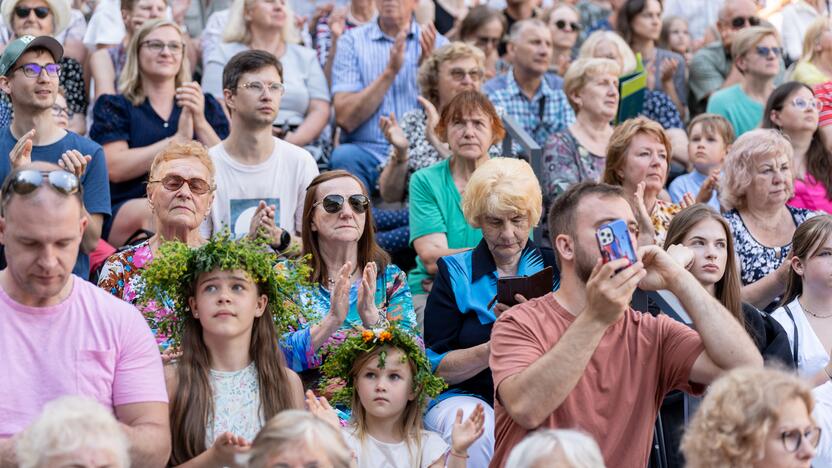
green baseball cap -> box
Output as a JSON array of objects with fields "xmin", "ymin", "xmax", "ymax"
[{"xmin": 0, "ymin": 35, "xmax": 63, "ymax": 77}]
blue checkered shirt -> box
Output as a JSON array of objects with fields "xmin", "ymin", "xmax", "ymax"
[
  {"xmin": 332, "ymin": 18, "xmax": 447, "ymax": 163},
  {"xmin": 484, "ymin": 68, "xmax": 575, "ymax": 148}
]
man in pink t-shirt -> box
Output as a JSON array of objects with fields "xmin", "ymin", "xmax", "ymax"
[
  {"xmin": 488, "ymin": 182, "xmax": 764, "ymax": 468},
  {"xmin": 0, "ymin": 163, "xmax": 170, "ymax": 466}
]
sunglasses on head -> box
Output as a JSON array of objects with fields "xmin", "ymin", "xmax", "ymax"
[
  {"xmin": 1, "ymin": 169, "xmax": 80, "ymax": 211},
  {"xmin": 730, "ymin": 15, "xmax": 760, "ymax": 29},
  {"xmin": 313, "ymin": 194, "xmax": 370, "ymax": 214},
  {"xmin": 148, "ymin": 174, "xmax": 214, "ymax": 195},
  {"xmin": 554, "ymin": 19, "xmax": 581, "ymax": 32},
  {"xmin": 14, "ymin": 6, "xmax": 49, "ymax": 18}
]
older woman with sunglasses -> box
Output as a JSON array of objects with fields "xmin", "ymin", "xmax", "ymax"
[
  {"xmin": 90, "ymin": 19, "xmax": 228, "ymax": 249},
  {"xmin": 0, "ymin": 0, "xmax": 86, "ymax": 133},
  {"xmin": 545, "ymin": 3, "xmax": 581, "ymax": 76},
  {"xmin": 98, "ymin": 141, "xmax": 216, "ymax": 350},
  {"xmin": 280, "ymin": 170, "xmax": 416, "ymax": 380}
]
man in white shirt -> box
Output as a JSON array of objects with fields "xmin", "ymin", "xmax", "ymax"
[{"xmin": 203, "ymin": 49, "xmax": 318, "ymax": 251}]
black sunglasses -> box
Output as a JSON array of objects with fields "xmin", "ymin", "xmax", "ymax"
[
  {"xmin": 148, "ymin": 174, "xmax": 214, "ymax": 195},
  {"xmin": 756, "ymin": 46, "xmax": 782, "ymax": 57},
  {"xmin": 313, "ymin": 194, "xmax": 370, "ymax": 214},
  {"xmin": 14, "ymin": 6, "xmax": 50, "ymax": 18},
  {"xmin": 730, "ymin": 15, "xmax": 760, "ymax": 29},
  {"xmin": 554, "ymin": 19, "xmax": 581, "ymax": 32}
]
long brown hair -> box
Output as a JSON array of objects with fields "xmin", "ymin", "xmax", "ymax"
[
  {"xmin": 169, "ymin": 274, "xmax": 296, "ymax": 464},
  {"xmin": 348, "ymin": 346, "xmax": 425, "ymax": 465},
  {"xmin": 301, "ymin": 170, "xmax": 390, "ymax": 284},
  {"xmin": 663, "ymin": 204, "xmax": 745, "ymax": 330},
  {"xmin": 781, "ymin": 215, "xmax": 832, "ymax": 306}
]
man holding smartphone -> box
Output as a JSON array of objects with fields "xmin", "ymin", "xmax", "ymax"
[{"xmin": 488, "ymin": 181, "xmax": 763, "ymax": 468}]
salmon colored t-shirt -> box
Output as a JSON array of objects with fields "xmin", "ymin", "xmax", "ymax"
[{"xmin": 489, "ymin": 294, "xmax": 705, "ymax": 468}]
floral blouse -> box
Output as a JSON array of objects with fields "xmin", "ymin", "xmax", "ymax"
[
  {"xmin": 204, "ymin": 362, "xmax": 264, "ymax": 447},
  {"xmin": 724, "ymin": 207, "xmax": 815, "ymax": 285},
  {"xmin": 651, "ymin": 199, "xmax": 682, "ymax": 247},
  {"xmin": 97, "ymin": 241, "xmax": 175, "ymax": 349},
  {"xmin": 378, "ymin": 107, "xmax": 503, "ymax": 198},
  {"xmin": 542, "ymin": 129, "xmax": 605, "ymax": 200},
  {"xmin": 281, "ymin": 264, "xmax": 417, "ymax": 373}
]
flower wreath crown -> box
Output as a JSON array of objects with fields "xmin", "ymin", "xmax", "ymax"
[
  {"xmin": 138, "ymin": 230, "xmax": 313, "ymax": 347},
  {"xmin": 319, "ymin": 324, "xmax": 446, "ymax": 407}
]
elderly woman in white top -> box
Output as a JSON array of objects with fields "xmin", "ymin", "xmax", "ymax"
[{"xmin": 201, "ymin": 0, "xmax": 331, "ymax": 160}]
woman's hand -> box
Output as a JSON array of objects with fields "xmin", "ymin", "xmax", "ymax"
[
  {"xmin": 305, "ymin": 390, "xmax": 341, "ymax": 430},
  {"xmin": 247, "ymin": 200, "xmax": 284, "ymax": 248},
  {"xmin": 57, "ymin": 149, "xmax": 92, "ymax": 177},
  {"xmin": 329, "ymin": 262, "xmax": 352, "ymax": 325},
  {"xmin": 493, "ymin": 294, "xmax": 528, "ymax": 317},
  {"xmin": 161, "ymin": 346, "xmax": 182, "ymax": 365},
  {"xmin": 357, "ymin": 262, "xmax": 380, "ymax": 327},
  {"xmin": 176, "ymin": 82, "xmax": 207, "ymax": 125},
  {"xmin": 175, "ymin": 107, "xmax": 195, "ymax": 143},
  {"xmin": 419, "ymin": 96, "xmax": 450, "ymax": 157},
  {"xmin": 633, "ymin": 182, "xmax": 656, "ymax": 245},
  {"xmin": 379, "ymin": 113, "xmax": 409, "ymax": 155},
  {"xmin": 210, "ymin": 432, "xmax": 250, "ymax": 466},
  {"xmin": 450, "ymin": 404, "xmax": 485, "ymax": 456}
]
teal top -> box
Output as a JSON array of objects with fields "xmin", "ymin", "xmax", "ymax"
[
  {"xmin": 407, "ymin": 158, "xmax": 482, "ymax": 294},
  {"xmin": 706, "ymin": 84, "xmax": 764, "ymax": 137}
]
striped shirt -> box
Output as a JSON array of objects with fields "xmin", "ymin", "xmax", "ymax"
[
  {"xmin": 484, "ymin": 67, "xmax": 575, "ymax": 148},
  {"xmin": 331, "ymin": 18, "xmax": 448, "ymax": 162}
]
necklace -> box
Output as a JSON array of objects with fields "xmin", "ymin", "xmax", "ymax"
[
  {"xmin": 326, "ymin": 265, "xmax": 360, "ymax": 288},
  {"xmin": 801, "ymin": 299, "xmax": 832, "ymax": 319}
]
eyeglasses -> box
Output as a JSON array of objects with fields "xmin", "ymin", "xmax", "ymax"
[
  {"xmin": 238, "ymin": 81, "xmax": 285, "ymax": 95},
  {"xmin": 51, "ymin": 104, "xmax": 73, "ymax": 118},
  {"xmin": 148, "ymin": 174, "xmax": 214, "ymax": 195},
  {"xmin": 448, "ymin": 67, "xmax": 484, "ymax": 82},
  {"xmin": 1, "ymin": 169, "xmax": 79, "ymax": 207},
  {"xmin": 781, "ymin": 426, "xmax": 821, "ymax": 453},
  {"xmin": 756, "ymin": 46, "xmax": 782, "ymax": 57},
  {"xmin": 312, "ymin": 194, "xmax": 370, "ymax": 214},
  {"xmin": 554, "ymin": 19, "xmax": 581, "ymax": 32},
  {"xmin": 12, "ymin": 62, "xmax": 60, "ymax": 78},
  {"xmin": 791, "ymin": 96, "xmax": 823, "ymax": 111},
  {"xmin": 140, "ymin": 40, "xmax": 184, "ymax": 55},
  {"xmin": 14, "ymin": 6, "xmax": 50, "ymax": 19},
  {"xmin": 730, "ymin": 15, "xmax": 760, "ymax": 29},
  {"xmin": 474, "ymin": 36, "xmax": 500, "ymax": 47}
]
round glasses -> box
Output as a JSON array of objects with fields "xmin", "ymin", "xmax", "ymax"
[
  {"xmin": 148, "ymin": 174, "xmax": 214, "ymax": 195},
  {"xmin": 791, "ymin": 96, "xmax": 823, "ymax": 112},
  {"xmin": 780, "ymin": 426, "xmax": 821, "ymax": 453},
  {"xmin": 553, "ymin": 19, "xmax": 581, "ymax": 32},
  {"xmin": 312, "ymin": 194, "xmax": 370, "ymax": 214}
]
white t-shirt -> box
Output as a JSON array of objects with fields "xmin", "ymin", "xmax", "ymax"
[
  {"xmin": 813, "ymin": 382, "xmax": 832, "ymax": 466},
  {"xmin": 771, "ymin": 298, "xmax": 830, "ymax": 378},
  {"xmin": 342, "ymin": 428, "xmax": 448, "ymax": 468},
  {"xmin": 202, "ymin": 138, "xmax": 319, "ymax": 237}
]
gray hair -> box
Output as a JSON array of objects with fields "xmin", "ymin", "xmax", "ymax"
[
  {"xmin": 505, "ymin": 429, "xmax": 606, "ymax": 468},
  {"xmin": 16, "ymin": 396, "xmax": 130, "ymax": 468},
  {"xmin": 509, "ymin": 18, "xmax": 549, "ymax": 43}
]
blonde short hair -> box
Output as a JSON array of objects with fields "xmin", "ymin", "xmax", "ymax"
[
  {"xmin": 718, "ymin": 128, "xmax": 793, "ymax": 211},
  {"xmin": 578, "ymin": 30, "xmax": 637, "ymax": 75},
  {"xmin": 682, "ymin": 367, "xmax": 815, "ymax": 468},
  {"xmin": 801, "ymin": 16, "xmax": 832, "ymax": 65},
  {"xmin": 148, "ymin": 140, "xmax": 216, "ymax": 185},
  {"xmin": 222, "ymin": 0, "xmax": 300, "ymax": 45},
  {"xmin": 16, "ymin": 396, "xmax": 130, "ymax": 468},
  {"xmin": 505, "ymin": 429, "xmax": 606, "ymax": 468},
  {"xmin": 462, "ymin": 158, "xmax": 542, "ymax": 228},
  {"xmin": 563, "ymin": 57, "xmax": 621, "ymax": 112},
  {"xmin": 418, "ymin": 42, "xmax": 485, "ymax": 107},
  {"xmin": 1, "ymin": 0, "xmax": 69, "ymax": 36},
  {"xmin": 603, "ymin": 117, "xmax": 672, "ymax": 186},
  {"xmin": 732, "ymin": 25, "xmax": 780, "ymax": 68},
  {"xmin": 245, "ymin": 410, "xmax": 352, "ymax": 468},
  {"xmin": 120, "ymin": 19, "xmax": 191, "ymax": 106}
]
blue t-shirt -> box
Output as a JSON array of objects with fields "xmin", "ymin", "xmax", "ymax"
[
  {"xmin": 90, "ymin": 93, "xmax": 229, "ymax": 208},
  {"xmin": 668, "ymin": 170, "xmax": 720, "ymax": 212},
  {"xmin": 0, "ymin": 128, "xmax": 112, "ymax": 278}
]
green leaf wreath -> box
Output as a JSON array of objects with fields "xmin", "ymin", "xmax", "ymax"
[
  {"xmin": 319, "ymin": 324, "xmax": 446, "ymax": 407},
  {"xmin": 138, "ymin": 230, "xmax": 313, "ymax": 347}
]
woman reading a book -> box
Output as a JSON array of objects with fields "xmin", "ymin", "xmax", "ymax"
[{"xmin": 423, "ymin": 157, "xmax": 555, "ymax": 468}]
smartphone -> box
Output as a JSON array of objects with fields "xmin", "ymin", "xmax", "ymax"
[{"xmin": 596, "ymin": 219, "xmax": 638, "ymax": 267}]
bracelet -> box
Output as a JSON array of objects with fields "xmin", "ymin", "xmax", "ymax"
[
  {"xmin": 371, "ymin": 312, "xmax": 389, "ymax": 328},
  {"xmin": 449, "ymin": 449, "xmax": 469, "ymax": 459}
]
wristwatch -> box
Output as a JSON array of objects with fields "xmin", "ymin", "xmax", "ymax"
[{"xmin": 275, "ymin": 229, "xmax": 291, "ymax": 252}]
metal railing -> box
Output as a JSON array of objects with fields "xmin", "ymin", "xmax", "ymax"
[{"xmin": 500, "ymin": 114, "xmax": 544, "ymax": 244}]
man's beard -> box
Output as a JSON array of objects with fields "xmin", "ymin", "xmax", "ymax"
[{"xmin": 574, "ymin": 241, "xmax": 600, "ymax": 284}]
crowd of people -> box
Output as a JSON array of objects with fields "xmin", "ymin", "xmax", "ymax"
[{"xmin": 2, "ymin": 0, "xmax": 832, "ymax": 467}]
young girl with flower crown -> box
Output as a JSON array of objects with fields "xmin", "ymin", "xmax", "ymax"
[
  {"xmin": 319, "ymin": 326, "xmax": 484, "ymax": 468},
  {"xmin": 140, "ymin": 235, "xmax": 307, "ymax": 467}
]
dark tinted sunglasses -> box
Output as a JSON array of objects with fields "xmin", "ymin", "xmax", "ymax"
[
  {"xmin": 730, "ymin": 15, "xmax": 760, "ymax": 29},
  {"xmin": 14, "ymin": 6, "xmax": 49, "ymax": 18},
  {"xmin": 313, "ymin": 194, "xmax": 370, "ymax": 214},
  {"xmin": 554, "ymin": 19, "xmax": 581, "ymax": 32},
  {"xmin": 756, "ymin": 46, "xmax": 782, "ymax": 57},
  {"xmin": 148, "ymin": 174, "xmax": 214, "ymax": 195}
]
